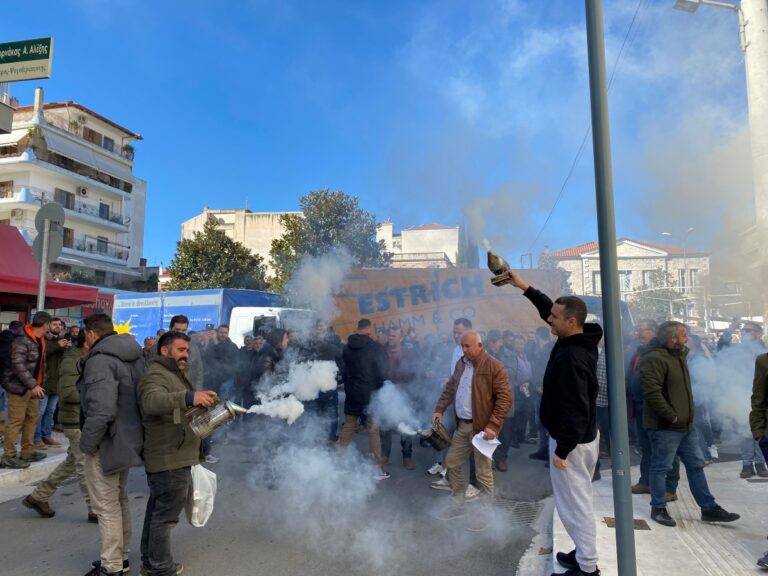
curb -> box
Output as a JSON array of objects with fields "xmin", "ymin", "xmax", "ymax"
[
  {"xmin": 516, "ymin": 496, "xmax": 555, "ymax": 576},
  {"xmin": 0, "ymin": 451, "xmax": 67, "ymax": 488}
]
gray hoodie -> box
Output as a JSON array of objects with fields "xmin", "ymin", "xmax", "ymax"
[{"xmin": 79, "ymin": 333, "xmax": 145, "ymax": 475}]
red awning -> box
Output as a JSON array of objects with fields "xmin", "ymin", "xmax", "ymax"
[{"xmin": 0, "ymin": 224, "xmax": 99, "ymax": 309}]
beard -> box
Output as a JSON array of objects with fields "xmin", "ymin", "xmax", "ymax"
[{"xmin": 176, "ymin": 359, "xmax": 188, "ymax": 370}]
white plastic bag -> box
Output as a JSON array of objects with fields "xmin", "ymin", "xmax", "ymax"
[{"xmin": 185, "ymin": 464, "xmax": 217, "ymax": 527}]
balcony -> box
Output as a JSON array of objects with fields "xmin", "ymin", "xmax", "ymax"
[
  {"xmin": 0, "ymin": 185, "xmax": 129, "ymax": 228},
  {"xmin": 70, "ymin": 234, "xmax": 130, "ymax": 261},
  {"xmin": 43, "ymin": 115, "xmax": 135, "ymax": 161}
]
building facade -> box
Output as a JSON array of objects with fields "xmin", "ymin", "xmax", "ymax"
[
  {"xmin": 377, "ymin": 221, "xmax": 461, "ymax": 269},
  {"xmin": 0, "ymin": 88, "xmax": 147, "ymax": 288},
  {"xmin": 181, "ymin": 208, "xmax": 300, "ymax": 275},
  {"xmin": 546, "ymin": 238, "xmax": 710, "ymax": 323}
]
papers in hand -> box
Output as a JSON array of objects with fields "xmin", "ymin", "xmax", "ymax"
[{"xmin": 472, "ymin": 431, "xmax": 501, "ymax": 460}]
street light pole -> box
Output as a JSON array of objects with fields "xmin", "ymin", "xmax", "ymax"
[{"xmin": 585, "ymin": 2, "xmax": 637, "ymax": 574}]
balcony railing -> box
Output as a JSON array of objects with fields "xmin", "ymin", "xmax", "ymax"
[
  {"xmin": 44, "ymin": 116, "xmax": 135, "ymax": 161},
  {"xmin": 72, "ymin": 234, "xmax": 130, "ymax": 261},
  {"xmin": 0, "ymin": 185, "xmax": 129, "ymax": 226}
]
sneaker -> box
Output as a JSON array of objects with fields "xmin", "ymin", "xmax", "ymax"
[
  {"xmin": 528, "ymin": 449, "xmax": 548, "ymax": 461},
  {"xmin": 22, "ymin": 495, "xmax": 55, "ymax": 518},
  {"xmin": 496, "ymin": 459, "xmax": 508, "ymax": 472},
  {"xmin": 631, "ymin": 483, "xmax": 650, "ymax": 494},
  {"xmin": 665, "ymin": 492, "xmax": 678, "ymax": 502},
  {"xmin": 430, "ymin": 477, "xmax": 451, "ymax": 491},
  {"xmin": 403, "ymin": 457, "xmax": 416, "ymax": 470},
  {"xmin": 91, "ymin": 559, "xmax": 130, "ymax": 574},
  {"xmin": 437, "ymin": 505, "xmax": 465, "ymax": 521},
  {"xmin": 42, "ymin": 437, "xmax": 62, "ymax": 447},
  {"xmin": 708, "ymin": 444, "xmax": 719, "ymax": 459},
  {"xmin": 651, "ymin": 507, "xmax": 677, "ymax": 527},
  {"xmin": 757, "ymin": 552, "xmax": 768, "ymax": 569},
  {"xmin": 701, "ymin": 505, "xmax": 740, "ymax": 523},
  {"xmin": 466, "ymin": 513, "xmax": 489, "ymax": 532},
  {"xmin": 427, "ymin": 462, "xmax": 443, "ymax": 475},
  {"xmin": 84, "ymin": 566, "xmax": 122, "ymax": 576},
  {"xmin": 464, "ymin": 484, "xmax": 481, "ymax": 502},
  {"xmin": 554, "ymin": 568, "xmax": 601, "ymax": 576},
  {"xmin": 20, "ymin": 451, "xmax": 47, "ymax": 462},
  {"xmin": 204, "ymin": 454, "xmax": 219, "ymax": 464},
  {"xmin": 740, "ymin": 464, "xmax": 756, "ymax": 479},
  {"xmin": 0, "ymin": 456, "xmax": 30, "ymax": 469},
  {"xmin": 756, "ymin": 463, "xmax": 768, "ymax": 478},
  {"xmin": 374, "ymin": 470, "xmax": 391, "ymax": 481},
  {"xmin": 556, "ymin": 549, "xmax": 578, "ymax": 570}
]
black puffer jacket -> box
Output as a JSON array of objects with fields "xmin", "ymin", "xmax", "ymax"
[
  {"xmin": 3, "ymin": 328, "xmax": 45, "ymax": 396},
  {"xmin": 342, "ymin": 334, "xmax": 389, "ymax": 417},
  {"xmin": 79, "ymin": 333, "xmax": 145, "ymax": 475}
]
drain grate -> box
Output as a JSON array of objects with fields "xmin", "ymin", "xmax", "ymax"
[
  {"xmin": 603, "ymin": 516, "xmax": 651, "ymax": 530},
  {"xmin": 494, "ymin": 498, "xmax": 543, "ymax": 526}
]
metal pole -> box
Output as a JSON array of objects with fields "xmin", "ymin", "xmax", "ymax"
[
  {"xmin": 36, "ymin": 219, "xmax": 50, "ymax": 311},
  {"xmin": 584, "ymin": 1, "xmax": 637, "ymax": 574}
]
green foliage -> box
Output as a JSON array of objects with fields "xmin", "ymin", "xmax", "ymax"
[
  {"xmin": 627, "ymin": 269, "xmax": 683, "ymax": 323},
  {"xmin": 167, "ymin": 217, "xmax": 268, "ymax": 290},
  {"xmin": 269, "ymin": 189, "xmax": 390, "ymax": 292}
]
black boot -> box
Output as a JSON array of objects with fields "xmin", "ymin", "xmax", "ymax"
[
  {"xmin": 651, "ymin": 507, "xmax": 676, "ymax": 527},
  {"xmin": 556, "ymin": 548, "xmax": 578, "ymax": 570}
]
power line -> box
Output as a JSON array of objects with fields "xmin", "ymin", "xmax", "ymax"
[{"xmin": 528, "ymin": 0, "xmax": 646, "ymax": 255}]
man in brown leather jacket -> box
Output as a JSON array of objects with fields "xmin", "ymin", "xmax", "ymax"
[{"xmin": 432, "ymin": 331, "xmax": 511, "ymax": 530}]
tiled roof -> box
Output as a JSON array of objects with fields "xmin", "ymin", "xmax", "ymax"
[{"xmin": 548, "ymin": 238, "xmax": 707, "ymax": 258}]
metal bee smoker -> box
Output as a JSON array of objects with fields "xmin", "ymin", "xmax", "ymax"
[
  {"xmin": 418, "ymin": 420, "xmax": 452, "ymax": 451},
  {"xmin": 186, "ymin": 401, "xmax": 247, "ymax": 439},
  {"xmin": 487, "ymin": 249, "xmax": 511, "ymax": 287}
]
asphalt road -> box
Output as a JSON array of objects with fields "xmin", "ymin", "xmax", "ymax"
[{"xmin": 0, "ymin": 430, "xmax": 553, "ymax": 576}]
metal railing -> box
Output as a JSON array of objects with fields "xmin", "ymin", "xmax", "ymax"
[
  {"xmin": 10, "ymin": 226, "xmax": 130, "ymax": 261},
  {"xmin": 0, "ymin": 184, "xmax": 128, "ymax": 226},
  {"xmin": 44, "ymin": 116, "xmax": 135, "ymax": 161}
]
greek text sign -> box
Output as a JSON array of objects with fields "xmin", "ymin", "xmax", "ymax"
[{"xmin": 0, "ymin": 38, "xmax": 54, "ymax": 82}]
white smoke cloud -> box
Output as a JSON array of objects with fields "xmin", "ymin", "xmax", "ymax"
[
  {"xmin": 247, "ymin": 395, "xmax": 305, "ymax": 425},
  {"xmin": 369, "ymin": 381, "xmax": 424, "ymax": 435}
]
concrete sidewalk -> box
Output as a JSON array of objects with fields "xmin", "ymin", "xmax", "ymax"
[
  {"xmin": 519, "ymin": 460, "xmax": 768, "ymax": 575},
  {"xmin": 0, "ymin": 431, "xmax": 68, "ymax": 504}
]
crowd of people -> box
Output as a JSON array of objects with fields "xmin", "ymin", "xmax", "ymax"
[{"xmin": 2, "ymin": 279, "xmax": 768, "ymax": 575}]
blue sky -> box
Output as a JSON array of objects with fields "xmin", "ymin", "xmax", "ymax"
[{"xmin": 3, "ymin": 0, "xmax": 753, "ymax": 268}]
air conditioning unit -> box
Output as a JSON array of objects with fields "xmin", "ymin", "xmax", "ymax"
[
  {"xmin": 78, "ymin": 114, "xmax": 87, "ymax": 124},
  {"xmin": 78, "ymin": 187, "xmax": 88, "ymax": 196}
]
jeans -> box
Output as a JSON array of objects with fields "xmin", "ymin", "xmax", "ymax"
[
  {"xmin": 694, "ymin": 403, "xmax": 715, "ymax": 457},
  {"xmin": 307, "ymin": 390, "xmax": 339, "ymax": 441},
  {"xmin": 140, "ymin": 468, "xmax": 192, "ymax": 576},
  {"xmin": 759, "ymin": 436, "xmax": 768, "ymax": 463},
  {"xmin": 636, "ymin": 404, "xmax": 680, "ymax": 491},
  {"xmin": 496, "ymin": 418, "xmax": 517, "ymax": 462},
  {"xmin": 648, "ymin": 429, "xmax": 716, "ymax": 510},
  {"xmin": 740, "ymin": 436, "xmax": 766, "ymax": 465},
  {"xmin": 35, "ymin": 393, "xmax": 58, "ymax": 442},
  {"xmin": 380, "ymin": 429, "xmax": 413, "ymax": 459},
  {"xmin": 535, "ymin": 395, "xmax": 549, "ymax": 452}
]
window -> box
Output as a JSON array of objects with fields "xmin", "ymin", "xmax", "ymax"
[
  {"xmin": 54, "ymin": 188, "xmax": 75, "ymax": 210},
  {"xmin": 678, "ymin": 269, "xmax": 687, "ymax": 291},
  {"xmin": 83, "ymin": 127, "xmax": 103, "ymax": 146},
  {"xmin": 619, "ymin": 271, "xmax": 632, "ymax": 292},
  {"xmin": 642, "ymin": 270, "xmax": 657, "ymax": 288},
  {"xmin": 690, "ymin": 269, "xmax": 698, "ymax": 289},
  {"xmin": 102, "ymin": 136, "xmax": 114, "ymax": 152},
  {"xmin": 99, "ymin": 203, "xmax": 110, "ymax": 220},
  {"xmin": 0, "ymin": 180, "xmax": 13, "ymax": 198},
  {"xmin": 592, "ymin": 271, "xmax": 601, "ymax": 295},
  {"xmin": 95, "ymin": 270, "xmax": 106, "ymax": 284},
  {"xmin": 96, "ymin": 236, "xmax": 109, "ymax": 254},
  {"xmin": 62, "ymin": 227, "xmax": 74, "ymax": 248},
  {"xmin": 0, "ymin": 219, "xmax": 10, "ymax": 226}
]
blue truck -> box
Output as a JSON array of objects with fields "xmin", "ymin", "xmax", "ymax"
[{"xmin": 112, "ymin": 288, "xmax": 289, "ymax": 346}]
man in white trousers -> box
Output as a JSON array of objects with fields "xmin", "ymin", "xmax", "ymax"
[{"xmin": 502, "ymin": 270, "xmax": 602, "ymax": 576}]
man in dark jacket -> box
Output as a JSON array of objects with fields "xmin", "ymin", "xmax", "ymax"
[
  {"xmin": 24, "ymin": 332, "xmax": 93, "ymax": 520},
  {"xmin": 640, "ymin": 320, "xmax": 739, "ymax": 529},
  {"xmin": 139, "ymin": 331, "xmax": 218, "ymax": 576},
  {"xmin": 80, "ymin": 313, "xmax": 145, "ymax": 576},
  {"xmin": 34, "ymin": 317, "xmax": 70, "ymax": 448},
  {"xmin": 1, "ymin": 311, "xmax": 51, "ymax": 469},
  {"xmin": 339, "ymin": 318, "xmax": 389, "ymax": 479},
  {"xmin": 502, "ymin": 271, "xmax": 601, "ymax": 576}
]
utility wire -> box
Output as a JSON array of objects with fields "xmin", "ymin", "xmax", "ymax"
[{"xmin": 528, "ymin": 0, "xmax": 646, "ymax": 255}]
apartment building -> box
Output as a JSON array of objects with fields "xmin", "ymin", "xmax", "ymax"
[
  {"xmin": 181, "ymin": 208, "xmax": 300, "ymax": 275},
  {"xmin": 377, "ymin": 221, "xmax": 461, "ymax": 269},
  {"xmin": 0, "ymin": 88, "xmax": 146, "ymax": 288}
]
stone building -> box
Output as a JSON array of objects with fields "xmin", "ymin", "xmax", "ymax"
[{"xmin": 376, "ymin": 221, "xmax": 461, "ymax": 269}]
